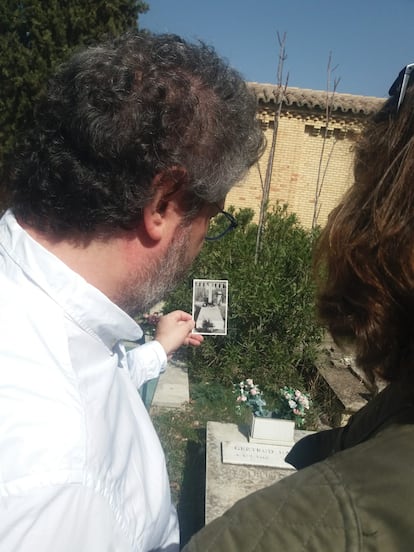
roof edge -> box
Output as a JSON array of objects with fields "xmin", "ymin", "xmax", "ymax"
[{"xmin": 248, "ymin": 82, "xmax": 385, "ymax": 115}]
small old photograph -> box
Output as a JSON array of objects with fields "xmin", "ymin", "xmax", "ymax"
[{"xmin": 192, "ymin": 279, "xmax": 228, "ymax": 335}]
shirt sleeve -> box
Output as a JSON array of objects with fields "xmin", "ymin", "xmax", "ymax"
[
  {"xmin": 126, "ymin": 340, "xmax": 167, "ymax": 389},
  {"xmin": 0, "ymin": 485, "xmax": 134, "ymax": 552}
]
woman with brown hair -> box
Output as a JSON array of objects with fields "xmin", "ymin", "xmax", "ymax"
[{"xmin": 183, "ymin": 65, "xmax": 414, "ymax": 551}]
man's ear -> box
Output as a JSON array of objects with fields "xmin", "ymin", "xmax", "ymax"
[{"xmin": 143, "ymin": 167, "xmax": 189, "ymax": 242}]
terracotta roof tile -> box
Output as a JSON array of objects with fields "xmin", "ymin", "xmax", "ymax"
[{"xmin": 248, "ymin": 82, "xmax": 385, "ymax": 115}]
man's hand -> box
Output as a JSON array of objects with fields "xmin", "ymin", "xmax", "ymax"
[{"xmin": 155, "ymin": 310, "xmax": 204, "ymax": 358}]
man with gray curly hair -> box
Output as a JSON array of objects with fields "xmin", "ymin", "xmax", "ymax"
[{"xmin": 0, "ymin": 32, "xmax": 263, "ymax": 551}]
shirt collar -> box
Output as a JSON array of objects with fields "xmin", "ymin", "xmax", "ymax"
[{"xmin": 0, "ymin": 211, "xmax": 143, "ymax": 350}]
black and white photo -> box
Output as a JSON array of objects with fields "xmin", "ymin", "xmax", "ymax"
[{"xmin": 192, "ymin": 279, "xmax": 228, "ymax": 335}]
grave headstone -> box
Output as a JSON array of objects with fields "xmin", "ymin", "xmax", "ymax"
[{"xmin": 205, "ymin": 421, "xmax": 313, "ymax": 524}]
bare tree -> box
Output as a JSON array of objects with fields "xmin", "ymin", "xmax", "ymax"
[
  {"xmin": 311, "ymin": 52, "xmax": 340, "ymax": 229},
  {"xmin": 255, "ymin": 32, "xmax": 289, "ymax": 263}
]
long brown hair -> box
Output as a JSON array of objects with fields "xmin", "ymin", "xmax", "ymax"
[{"xmin": 314, "ymin": 86, "xmax": 414, "ymax": 383}]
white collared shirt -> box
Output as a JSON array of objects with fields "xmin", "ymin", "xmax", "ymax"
[{"xmin": 0, "ymin": 211, "xmax": 179, "ymax": 551}]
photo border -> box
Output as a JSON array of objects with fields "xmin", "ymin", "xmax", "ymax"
[{"xmin": 192, "ymin": 279, "xmax": 229, "ymax": 335}]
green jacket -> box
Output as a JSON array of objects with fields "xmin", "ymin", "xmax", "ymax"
[{"xmin": 183, "ymin": 383, "xmax": 414, "ymax": 551}]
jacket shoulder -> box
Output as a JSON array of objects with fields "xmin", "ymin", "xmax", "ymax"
[{"xmin": 183, "ymin": 459, "xmax": 360, "ymax": 552}]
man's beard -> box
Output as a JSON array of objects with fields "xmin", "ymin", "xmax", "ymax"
[{"xmin": 118, "ymin": 225, "xmax": 192, "ymax": 318}]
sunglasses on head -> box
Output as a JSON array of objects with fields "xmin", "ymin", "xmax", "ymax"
[{"xmin": 389, "ymin": 63, "xmax": 414, "ymax": 111}]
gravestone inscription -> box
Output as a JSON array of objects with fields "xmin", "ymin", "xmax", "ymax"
[{"xmin": 221, "ymin": 441, "xmax": 293, "ymax": 469}]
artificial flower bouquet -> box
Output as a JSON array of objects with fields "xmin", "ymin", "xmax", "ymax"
[
  {"xmin": 138, "ymin": 312, "xmax": 161, "ymax": 338},
  {"xmin": 234, "ymin": 378, "xmax": 311, "ymax": 428}
]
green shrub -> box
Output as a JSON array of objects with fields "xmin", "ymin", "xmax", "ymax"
[{"xmin": 164, "ymin": 204, "xmax": 322, "ymax": 400}]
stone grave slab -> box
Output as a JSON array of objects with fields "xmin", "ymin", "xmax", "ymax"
[{"xmin": 205, "ymin": 421, "xmax": 313, "ymax": 524}]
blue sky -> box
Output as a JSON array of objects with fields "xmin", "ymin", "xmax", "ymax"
[{"xmin": 140, "ymin": 0, "xmax": 414, "ymax": 98}]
